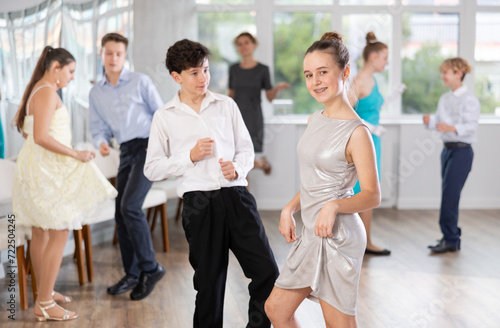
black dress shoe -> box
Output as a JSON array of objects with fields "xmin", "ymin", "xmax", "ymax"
[
  {"xmin": 428, "ymin": 238, "xmax": 461, "ymax": 250},
  {"xmin": 107, "ymin": 275, "xmax": 139, "ymax": 295},
  {"xmin": 428, "ymin": 238, "xmax": 444, "ymax": 248},
  {"xmin": 429, "ymin": 239, "xmax": 459, "ymax": 254},
  {"xmin": 365, "ymin": 248, "xmax": 391, "ymax": 256},
  {"xmin": 130, "ymin": 264, "xmax": 166, "ymax": 301}
]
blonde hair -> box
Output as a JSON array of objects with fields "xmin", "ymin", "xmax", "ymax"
[{"xmin": 440, "ymin": 57, "xmax": 472, "ymax": 82}]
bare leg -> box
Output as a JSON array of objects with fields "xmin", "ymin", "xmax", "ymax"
[
  {"xmin": 319, "ymin": 297, "xmax": 357, "ymax": 328},
  {"xmin": 30, "ymin": 227, "xmax": 49, "ymax": 293},
  {"xmin": 265, "ymin": 286, "xmax": 312, "ymax": 328},
  {"xmin": 359, "ymin": 209, "xmax": 388, "ymax": 253},
  {"xmin": 31, "ymin": 228, "xmax": 73, "ymax": 304},
  {"xmin": 33, "ymin": 229, "xmax": 76, "ymax": 319}
]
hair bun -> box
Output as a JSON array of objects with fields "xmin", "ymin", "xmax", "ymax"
[
  {"xmin": 366, "ymin": 32, "xmax": 377, "ymax": 44},
  {"xmin": 320, "ymin": 32, "xmax": 343, "ymax": 44}
]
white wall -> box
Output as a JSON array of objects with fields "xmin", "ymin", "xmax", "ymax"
[
  {"xmin": 396, "ymin": 122, "xmax": 500, "ymax": 209},
  {"xmin": 133, "ymin": 0, "xmax": 197, "ymax": 104},
  {"xmin": 249, "ymin": 119, "xmax": 500, "ymax": 210}
]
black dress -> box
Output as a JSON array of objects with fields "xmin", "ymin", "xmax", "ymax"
[{"xmin": 229, "ymin": 63, "xmax": 272, "ymax": 153}]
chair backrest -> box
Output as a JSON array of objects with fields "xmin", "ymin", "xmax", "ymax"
[
  {"xmin": 93, "ymin": 148, "xmax": 120, "ymax": 180},
  {"xmin": 76, "ymin": 142, "xmax": 120, "ymax": 179},
  {"xmin": 0, "ymin": 159, "xmax": 16, "ymax": 216}
]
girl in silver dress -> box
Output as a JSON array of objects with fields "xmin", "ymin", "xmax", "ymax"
[{"xmin": 265, "ymin": 32, "xmax": 381, "ymax": 328}]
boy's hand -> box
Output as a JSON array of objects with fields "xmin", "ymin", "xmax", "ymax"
[
  {"xmin": 219, "ymin": 158, "xmax": 238, "ymax": 180},
  {"xmin": 423, "ymin": 114, "xmax": 430, "ymax": 126},
  {"xmin": 190, "ymin": 138, "xmax": 214, "ymax": 162},
  {"xmin": 100, "ymin": 142, "xmax": 111, "ymax": 157},
  {"xmin": 436, "ymin": 122, "xmax": 456, "ymax": 133}
]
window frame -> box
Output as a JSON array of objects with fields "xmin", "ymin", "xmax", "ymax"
[{"xmin": 196, "ymin": 0, "xmax": 500, "ymax": 118}]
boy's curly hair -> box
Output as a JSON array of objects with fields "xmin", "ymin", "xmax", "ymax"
[{"xmin": 165, "ymin": 39, "xmax": 211, "ymax": 74}]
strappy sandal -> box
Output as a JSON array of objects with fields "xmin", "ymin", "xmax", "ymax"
[
  {"xmin": 35, "ymin": 300, "xmax": 78, "ymax": 322},
  {"xmin": 35, "ymin": 290, "xmax": 72, "ymax": 304},
  {"xmin": 52, "ymin": 290, "xmax": 72, "ymax": 304}
]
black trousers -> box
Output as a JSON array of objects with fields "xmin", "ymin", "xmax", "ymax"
[{"xmin": 182, "ymin": 186, "xmax": 279, "ymax": 328}]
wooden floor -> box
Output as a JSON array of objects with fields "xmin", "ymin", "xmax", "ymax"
[{"xmin": 1, "ymin": 208, "xmax": 500, "ymax": 327}]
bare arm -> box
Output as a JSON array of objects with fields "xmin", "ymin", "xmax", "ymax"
[
  {"xmin": 315, "ymin": 125, "xmax": 381, "ymax": 237},
  {"xmin": 279, "ymin": 191, "xmax": 301, "ymax": 243},
  {"xmin": 348, "ymin": 76, "xmax": 361, "ymax": 107},
  {"xmin": 265, "ymin": 82, "xmax": 291, "ymax": 102},
  {"xmin": 348, "ymin": 75, "xmax": 375, "ymax": 107},
  {"xmin": 32, "ymin": 88, "xmax": 94, "ymax": 162}
]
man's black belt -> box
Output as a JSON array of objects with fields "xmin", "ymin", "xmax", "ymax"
[{"xmin": 444, "ymin": 142, "xmax": 470, "ymax": 149}]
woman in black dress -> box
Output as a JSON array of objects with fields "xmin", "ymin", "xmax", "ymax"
[{"xmin": 229, "ymin": 32, "xmax": 290, "ymax": 174}]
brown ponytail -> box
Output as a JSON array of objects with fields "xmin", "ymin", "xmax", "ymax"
[
  {"xmin": 305, "ymin": 31, "xmax": 350, "ymax": 70},
  {"xmin": 16, "ymin": 46, "xmax": 75, "ymax": 132},
  {"xmin": 362, "ymin": 32, "xmax": 388, "ymax": 63}
]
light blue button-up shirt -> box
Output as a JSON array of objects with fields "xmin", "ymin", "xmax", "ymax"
[{"xmin": 89, "ymin": 68, "xmax": 163, "ymax": 148}]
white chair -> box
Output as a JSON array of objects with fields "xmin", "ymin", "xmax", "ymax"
[
  {"xmin": 75, "ymin": 143, "xmax": 170, "ymax": 285},
  {"xmin": 0, "ymin": 159, "xmax": 15, "ymax": 215},
  {"xmin": 0, "ymin": 159, "xmax": 31, "ymax": 310},
  {"xmin": 150, "ymin": 177, "xmax": 183, "ymax": 227}
]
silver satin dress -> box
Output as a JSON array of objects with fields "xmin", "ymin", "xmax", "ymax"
[{"xmin": 275, "ymin": 110, "xmax": 367, "ymax": 316}]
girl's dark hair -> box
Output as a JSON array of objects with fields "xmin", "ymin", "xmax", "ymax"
[
  {"xmin": 233, "ymin": 32, "xmax": 258, "ymax": 46},
  {"xmin": 16, "ymin": 46, "xmax": 75, "ymax": 132},
  {"xmin": 165, "ymin": 39, "xmax": 211, "ymax": 74},
  {"xmin": 362, "ymin": 32, "xmax": 388, "ymax": 62},
  {"xmin": 305, "ymin": 32, "xmax": 350, "ymax": 70}
]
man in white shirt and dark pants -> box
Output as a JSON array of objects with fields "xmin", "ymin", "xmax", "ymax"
[
  {"xmin": 144, "ymin": 39, "xmax": 279, "ymax": 328},
  {"xmin": 423, "ymin": 57, "xmax": 480, "ymax": 254}
]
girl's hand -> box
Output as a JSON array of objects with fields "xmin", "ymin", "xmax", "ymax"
[
  {"xmin": 315, "ymin": 201, "xmax": 339, "ymax": 238},
  {"xmin": 275, "ymin": 82, "xmax": 291, "ymax": 91},
  {"xmin": 74, "ymin": 150, "xmax": 95, "ymax": 163},
  {"xmin": 279, "ymin": 209, "xmax": 297, "ymax": 243}
]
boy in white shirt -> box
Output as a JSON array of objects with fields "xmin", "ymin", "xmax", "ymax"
[
  {"xmin": 144, "ymin": 39, "xmax": 278, "ymax": 328},
  {"xmin": 423, "ymin": 57, "xmax": 480, "ymax": 254}
]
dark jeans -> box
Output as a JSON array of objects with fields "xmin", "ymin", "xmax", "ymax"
[
  {"xmin": 115, "ymin": 138, "xmax": 156, "ymax": 277},
  {"xmin": 182, "ymin": 186, "xmax": 279, "ymax": 328},
  {"xmin": 439, "ymin": 146, "xmax": 473, "ymax": 246}
]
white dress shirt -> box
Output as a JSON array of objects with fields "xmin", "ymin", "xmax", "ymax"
[
  {"xmin": 144, "ymin": 90, "xmax": 254, "ymax": 198},
  {"xmin": 427, "ymin": 86, "xmax": 480, "ymax": 143}
]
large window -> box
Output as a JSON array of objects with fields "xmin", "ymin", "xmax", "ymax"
[
  {"xmin": 478, "ymin": 0, "xmax": 500, "ymax": 5},
  {"xmin": 0, "ymin": 0, "xmax": 134, "ymax": 102},
  {"xmin": 343, "ymin": 14, "xmax": 392, "ymax": 112},
  {"xmin": 475, "ymin": 12, "xmax": 500, "ymax": 114},
  {"xmin": 198, "ymin": 12, "xmax": 256, "ymax": 94},
  {"xmin": 197, "ymin": 1, "xmax": 499, "ymax": 116},
  {"xmin": 340, "ymin": 0, "xmax": 394, "ymax": 4},
  {"xmin": 401, "ymin": 13, "xmax": 458, "ymax": 114},
  {"xmin": 274, "ymin": 12, "xmax": 331, "ymax": 114},
  {"xmin": 0, "ymin": 0, "xmax": 134, "ymax": 158}
]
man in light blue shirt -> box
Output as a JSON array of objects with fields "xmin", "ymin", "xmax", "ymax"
[{"xmin": 89, "ymin": 33, "xmax": 165, "ymax": 300}]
